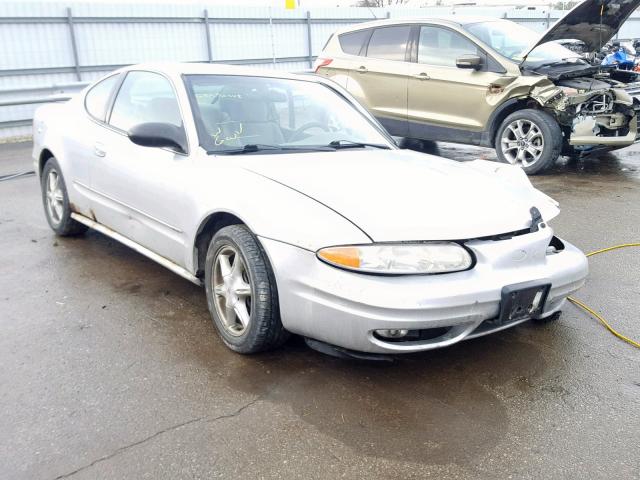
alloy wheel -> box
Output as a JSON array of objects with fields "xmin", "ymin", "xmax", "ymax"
[
  {"xmin": 45, "ymin": 169, "xmax": 64, "ymax": 225},
  {"xmin": 212, "ymin": 245, "xmax": 253, "ymax": 336},
  {"xmin": 500, "ymin": 119, "xmax": 545, "ymax": 167}
]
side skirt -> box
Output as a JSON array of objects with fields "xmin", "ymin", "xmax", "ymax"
[
  {"xmin": 70, "ymin": 213, "xmax": 202, "ymax": 287},
  {"xmin": 407, "ymin": 120, "xmax": 489, "ymax": 147}
]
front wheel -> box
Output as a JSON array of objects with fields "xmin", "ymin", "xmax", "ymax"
[
  {"xmin": 204, "ymin": 225, "xmax": 289, "ymax": 354},
  {"xmin": 495, "ymin": 109, "xmax": 562, "ymax": 175}
]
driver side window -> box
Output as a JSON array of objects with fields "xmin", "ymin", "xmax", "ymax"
[
  {"xmin": 418, "ymin": 26, "xmax": 479, "ymax": 67},
  {"xmin": 109, "ymin": 71, "xmax": 183, "ymax": 133}
]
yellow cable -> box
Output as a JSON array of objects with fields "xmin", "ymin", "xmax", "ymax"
[
  {"xmin": 585, "ymin": 243, "xmax": 640, "ymax": 257},
  {"xmin": 567, "ymin": 243, "xmax": 640, "ymax": 350},
  {"xmin": 567, "ymin": 297, "xmax": 640, "ymax": 349}
]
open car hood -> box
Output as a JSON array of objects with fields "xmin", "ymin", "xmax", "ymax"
[{"xmin": 521, "ymin": 0, "xmax": 640, "ymax": 61}]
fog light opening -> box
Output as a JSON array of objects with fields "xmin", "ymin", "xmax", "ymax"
[{"xmin": 375, "ymin": 329, "xmax": 409, "ymax": 339}]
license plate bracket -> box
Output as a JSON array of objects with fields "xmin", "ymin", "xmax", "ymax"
[{"xmin": 499, "ymin": 282, "xmax": 551, "ymax": 324}]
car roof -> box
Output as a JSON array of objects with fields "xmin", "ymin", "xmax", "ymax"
[
  {"xmin": 114, "ymin": 62, "xmax": 317, "ymax": 82},
  {"xmin": 332, "ymin": 16, "xmax": 506, "ymax": 35}
]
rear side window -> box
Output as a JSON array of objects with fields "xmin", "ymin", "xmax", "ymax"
[
  {"xmin": 366, "ymin": 26, "xmax": 411, "ymax": 61},
  {"xmin": 109, "ymin": 71, "xmax": 183, "ymax": 133},
  {"xmin": 84, "ymin": 74, "xmax": 120, "ymax": 121},
  {"xmin": 338, "ymin": 29, "xmax": 370, "ymax": 56}
]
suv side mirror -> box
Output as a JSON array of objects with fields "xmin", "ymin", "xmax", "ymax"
[
  {"xmin": 456, "ymin": 54, "xmax": 483, "ymax": 70},
  {"xmin": 128, "ymin": 123, "xmax": 187, "ymax": 154}
]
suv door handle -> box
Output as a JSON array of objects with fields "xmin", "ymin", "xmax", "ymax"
[
  {"xmin": 356, "ymin": 66, "xmax": 368, "ymax": 74},
  {"xmin": 412, "ymin": 72, "xmax": 430, "ymax": 80},
  {"xmin": 94, "ymin": 143, "xmax": 106, "ymax": 158}
]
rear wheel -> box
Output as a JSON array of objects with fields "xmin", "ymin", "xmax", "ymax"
[
  {"xmin": 495, "ymin": 109, "xmax": 562, "ymax": 175},
  {"xmin": 40, "ymin": 157, "xmax": 88, "ymax": 236},
  {"xmin": 204, "ymin": 225, "xmax": 289, "ymax": 354}
]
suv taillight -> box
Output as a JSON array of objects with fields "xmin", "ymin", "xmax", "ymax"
[{"xmin": 313, "ymin": 58, "xmax": 333, "ymax": 73}]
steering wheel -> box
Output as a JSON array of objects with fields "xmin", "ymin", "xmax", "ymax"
[{"xmin": 288, "ymin": 122, "xmax": 330, "ymax": 142}]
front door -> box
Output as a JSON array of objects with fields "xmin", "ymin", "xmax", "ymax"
[
  {"xmin": 407, "ymin": 25, "xmax": 505, "ymax": 143},
  {"xmin": 89, "ymin": 70, "xmax": 191, "ymax": 267}
]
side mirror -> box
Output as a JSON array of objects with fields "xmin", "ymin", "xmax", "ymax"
[
  {"xmin": 128, "ymin": 123, "xmax": 187, "ymax": 154},
  {"xmin": 456, "ymin": 54, "xmax": 483, "ymax": 70}
]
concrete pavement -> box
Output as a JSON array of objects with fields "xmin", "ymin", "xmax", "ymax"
[{"xmin": 1, "ymin": 141, "xmax": 639, "ymax": 479}]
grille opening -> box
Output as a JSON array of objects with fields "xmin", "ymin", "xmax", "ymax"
[
  {"xmin": 547, "ymin": 236, "xmax": 565, "ymax": 254},
  {"xmin": 373, "ymin": 327, "xmax": 451, "ymax": 343}
]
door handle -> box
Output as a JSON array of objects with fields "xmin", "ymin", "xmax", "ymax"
[
  {"xmin": 94, "ymin": 143, "xmax": 106, "ymax": 158},
  {"xmin": 412, "ymin": 72, "xmax": 430, "ymax": 80},
  {"xmin": 356, "ymin": 66, "xmax": 368, "ymax": 74}
]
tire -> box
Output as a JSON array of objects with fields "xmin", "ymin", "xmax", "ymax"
[
  {"xmin": 204, "ymin": 224, "xmax": 289, "ymax": 354},
  {"xmin": 532, "ymin": 311, "xmax": 561, "ymax": 324},
  {"xmin": 398, "ymin": 137, "xmax": 440, "ymax": 155},
  {"xmin": 495, "ymin": 109, "xmax": 562, "ymax": 175},
  {"xmin": 40, "ymin": 157, "xmax": 88, "ymax": 236}
]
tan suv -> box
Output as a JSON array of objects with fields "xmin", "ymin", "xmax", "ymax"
[{"xmin": 315, "ymin": 0, "xmax": 640, "ymax": 174}]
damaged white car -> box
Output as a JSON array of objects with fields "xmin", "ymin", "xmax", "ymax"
[{"xmin": 33, "ymin": 64, "xmax": 588, "ymax": 357}]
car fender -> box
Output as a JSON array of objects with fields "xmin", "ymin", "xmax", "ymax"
[
  {"xmin": 32, "ymin": 103, "xmax": 68, "ymax": 176},
  {"xmin": 186, "ymin": 164, "xmax": 372, "ymax": 273}
]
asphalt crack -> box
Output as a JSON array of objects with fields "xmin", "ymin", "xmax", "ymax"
[{"xmin": 52, "ymin": 397, "xmax": 260, "ymax": 479}]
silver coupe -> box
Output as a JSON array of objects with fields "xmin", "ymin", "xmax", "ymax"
[{"xmin": 33, "ymin": 63, "xmax": 588, "ymax": 356}]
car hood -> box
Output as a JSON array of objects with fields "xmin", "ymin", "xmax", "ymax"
[
  {"xmin": 238, "ymin": 150, "xmax": 559, "ymax": 242},
  {"xmin": 521, "ymin": 0, "xmax": 640, "ymax": 59}
]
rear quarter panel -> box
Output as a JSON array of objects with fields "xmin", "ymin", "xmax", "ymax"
[
  {"xmin": 32, "ymin": 95, "xmax": 94, "ymax": 216},
  {"xmin": 315, "ymin": 34, "xmax": 353, "ymax": 90}
]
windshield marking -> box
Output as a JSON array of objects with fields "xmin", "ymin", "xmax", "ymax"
[{"xmin": 211, "ymin": 121, "xmax": 244, "ymax": 145}]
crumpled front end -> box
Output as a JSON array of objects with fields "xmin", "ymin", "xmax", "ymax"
[
  {"xmin": 260, "ymin": 226, "xmax": 588, "ymax": 354},
  {"xmin": 541, "ymin": 80, "xmax": 640, "ymax": 149}
]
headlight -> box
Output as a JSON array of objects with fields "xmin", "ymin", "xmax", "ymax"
[{"xmin": 316, "ymin": 243, "xmax": 473, "ymax": 275}]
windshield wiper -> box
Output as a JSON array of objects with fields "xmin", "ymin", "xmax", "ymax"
[
  {"xmin": 327, "ymin": 140, "xmax": 390, "ymax": 150},
  {"xmin": 212, "ymin": 144, "xmax": 333, "ymax": 155}
]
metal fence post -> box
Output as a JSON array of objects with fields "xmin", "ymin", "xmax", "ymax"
[
  {"xmin": 386, "ymin": 11, "xmax": 391, "ymax": 19},
  {"xmin": 204, "ymin": 9, "xmax": 213, "ymax": 63},
  {"xmin": 66, "ymin": 8, "xmax": 81, "ymax": 81},
  {"xmin": 306, "ymin": 11, "xmax": 313, "ymax": 69},
  {"xmin": 546, "ymin": 11, "xmax": 551, "ymax": 29}
]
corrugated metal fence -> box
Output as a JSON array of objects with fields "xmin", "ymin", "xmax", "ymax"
[{"xmin": 1, "ymin": 1, "xmax": 639, "ymax": 142}]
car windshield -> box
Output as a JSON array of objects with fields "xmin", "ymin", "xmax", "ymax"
[
  {"xmin": 184, "ymin": 74, "xmax": 391, "ymax": 154},
  {"xmin": 464, "ymin": 20, "xmax": 588, "ymax": 68}
]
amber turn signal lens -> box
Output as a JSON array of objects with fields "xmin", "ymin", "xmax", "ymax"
[{"xmin": 317, "ymin": 246, "xmax": 361, "ymax": 268}]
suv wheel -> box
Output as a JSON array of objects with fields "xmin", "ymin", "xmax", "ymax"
[{"xmin": 495, "ymin": 109, "xmax": 562, "ymax": 175}]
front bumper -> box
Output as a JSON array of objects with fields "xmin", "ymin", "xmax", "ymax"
[
  {"xmin": 260, "ymin": 227, "xmax": 588, "ymax": 354},
  {"xmin": 569, "ymin": 115, "xmax": 638, "ymax": 147}
]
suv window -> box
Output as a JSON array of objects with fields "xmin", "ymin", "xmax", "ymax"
[
  {"xmin": 84, "ymin": 74, "xmax": 120, "ymax": 121},
  {"xmin": 338, "ymin": 29, "xmax": 370, "ymax": 56},
  {"xmin": 366, "ymin": 26, "xmax": 411, "ymax": 61},
  {"xmin": 109, "ymin": 71, "xmax": 183, "ymax": 133},
  {"xmin": 418, "ymin": 26, "xmax": 479, "ymax": 67}
]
